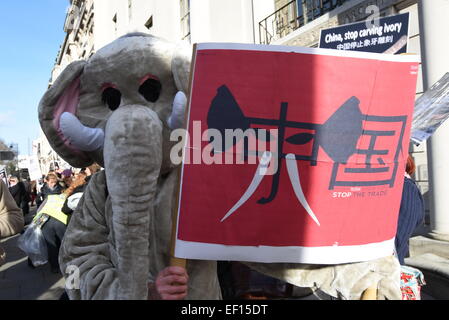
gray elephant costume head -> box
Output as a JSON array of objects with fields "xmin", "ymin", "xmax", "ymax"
[
  {"xmin": 38, "ymin": 33, "xmax": 221, "ymax": 300},
  {"xmin": 39, "ymin": 32, "xmax": 189, "ymax": 173}
]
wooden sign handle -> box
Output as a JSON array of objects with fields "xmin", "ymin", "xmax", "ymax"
[
  {"xmin": 169, "ymin": 161, "xmax": 187, "ymax": 269},
  {"xmin": 170, "ymin": 256, "xmax": 187, "ymax": 268},
  {"xmin": 360, "ymin": 283, "xmax": 378, "ymax": 300},
  {"xmin": 169, "ymin": 169, "xmax": 186, "ymax": 268}
]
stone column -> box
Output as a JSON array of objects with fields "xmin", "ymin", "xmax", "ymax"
[{"xmin": 418, "ymin": 0, "xmax": 449, "ymax": 241}]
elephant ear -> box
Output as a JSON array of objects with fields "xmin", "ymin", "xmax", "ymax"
[
  {"xmin": 38, "ymin": 60, "xmax": 94, "ymax": 168},
  {"xmin": 171, "ymin": 42, "xmax": 193, "ymax": 94}
]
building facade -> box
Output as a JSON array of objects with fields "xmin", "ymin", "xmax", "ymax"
[{"xmin": 40, "ymin": 0, "xmax": 431, "ymax": 216}]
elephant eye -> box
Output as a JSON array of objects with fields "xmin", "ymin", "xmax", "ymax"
[
  {"xmin": 139, "ymin": 78, "xmax": 162, "ymax": 103},
  {"xmin": 102, "ymin": 87, "xmax": 122, "ymax": 111}
]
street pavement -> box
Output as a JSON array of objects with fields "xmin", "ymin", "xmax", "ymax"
[
  {"xmin": 407, "ymin": 226, "xmax": 449, "ymax": 300},
  {"xmin": 0, "ymin": 233, "xmax": 65, "ymax": 300},
  {"xmin": 0, "ymin": 206, "xmax": 65, "ymax": 300}
]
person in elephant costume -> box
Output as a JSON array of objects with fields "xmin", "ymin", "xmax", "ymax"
[
  {"xmin": 39, "ymin": 33, "xmax": 220, "ymax": 300},
  {"xmin": 39, "ymin": 33, "xmax": 402, "ymax": 300}
]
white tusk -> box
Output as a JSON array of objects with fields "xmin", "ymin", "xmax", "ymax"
[
  {"xmin": 285, "ymin": 154, "xmax": 321, "ymax": 226},
  {"xmin": 221, "ymin": 152, "xmax": 272, "ymax": 222},
  {"xmin": 168, "ymin": 91, "xmax": 187, "ymax": 129},
  {"xmin": 60, "ymin": 112, "xmax": 105, "ymax": 152}
]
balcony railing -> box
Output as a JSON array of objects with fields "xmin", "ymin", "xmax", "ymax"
[{"xmin": 259, "ymin": 0, "xmax": 349, "ymax": 44}]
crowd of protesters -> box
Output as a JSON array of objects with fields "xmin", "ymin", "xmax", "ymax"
[{"xmin": 2, "ymin": 164, "xmax": 101, "ymax": 275}]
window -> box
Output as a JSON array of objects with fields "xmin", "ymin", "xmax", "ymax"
[
  {"xmin": 296, "ymin": 0, "xmax": 348, "ymax": 26},
  {"xmin": 128, "ymin": 0, "xmax": 133, "ymax": 21},
  {"xmin": 112, "ymin": 13, "xmax": 118, "ymax": 35},
  {"xmin": 180, "ymin": 0, "xmax": 191, "ymax": 42},
  {"xmin": 145, "ymin": 15, "xmax": 153, "ymax": 30}
]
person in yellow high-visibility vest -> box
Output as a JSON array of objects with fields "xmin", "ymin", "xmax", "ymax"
[
  {"xmin": 28, "ymin": 173, "xmax": 91, "ymax": 273},
  {"xmin": 40, "ymin": 173, "xmax": 87, "ymax": 273},
  {"xmin": 35, "ymin": 193, "xmax": 67, "ymax": 273},
  {"xmin": 33, "ymin": 170, "xmax": 76, "ymax": 273}
]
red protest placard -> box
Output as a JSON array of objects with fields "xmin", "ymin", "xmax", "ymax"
[{"xmin": 174, "ymin": 43, "xmax": 419, "ymax": 264}]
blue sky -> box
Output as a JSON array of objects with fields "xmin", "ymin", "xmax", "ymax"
[{"xmin": 0, "ymin": 0, "xmax": 69, "ymax": 155}]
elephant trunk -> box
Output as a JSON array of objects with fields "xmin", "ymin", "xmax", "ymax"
[{"xmin": 104, "ymin": 105, "xmax": 163, "ymax": 299}]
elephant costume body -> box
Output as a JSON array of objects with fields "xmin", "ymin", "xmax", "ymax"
[
  {"xmin": 39, "ymin": 33, "xmax": 401, "ymax": 300},
  {"xmin": 60, "ymin": 169, "xmax": 220, "ymax": 299},
  {"xmin": 39, "ymin": 33, "xmax": 220, "ymax": 299}
]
